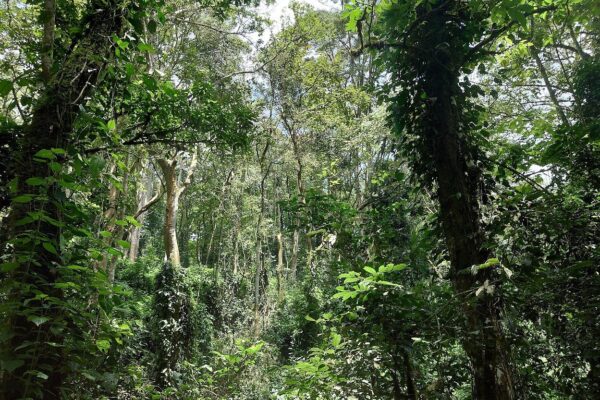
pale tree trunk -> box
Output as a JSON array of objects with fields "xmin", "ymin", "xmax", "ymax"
[
  {"xmin": 160, "ymin": 159, "xmax": 180, "ymax": 265},
  {"xmin": 204, "ymin": 217, "xmax": 217, "ymax": 265},
  {"xmin": 157, "ymin": 151, "xmax": 197, "ymax": 267},
  {"xmin": 275, "ymin": 188, "xmax": 285, "ymax": 301},
  {"xmin": 128, "ymin": 180, "xmax": 148, "ymax": 263},
  {"xmin": 531, "ymin": 47, "xmax": 570, "ymax": 126},
  {"xmin": 129, "ymin": 170, "xmax": 163, "ymax": 262},
  {"xmin": 128, "ymin": 222, "xmax": 143, "ymax": 262},
  {"xmin": 102, "ymin": 154, "xmax": 132, "ymax": 282},
  {"xmin": 290, "ymin": 230, "xmax": 299, "ymax": 279},
  {"xmin": 233, "ymin": 221, "xmax": 240, "ymax": 275},
  {"xmin": 100, "ymin": 163, "xmax": 119, "ymax": 272},
  {"xmin": 276, "ymin": 232, "xmax": 285, "ymax": 303},
  {"xmin": 253, "ymin": 231, "xmax": 263, "ymax": 336}
]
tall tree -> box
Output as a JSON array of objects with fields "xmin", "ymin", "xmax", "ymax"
[
  {"xmin": 0, "ymin": 1, "xmax": 130, "ymax": 397},
  {"xmin": 349, "ymin": 0, "xmax": 557, "ymax": 396}
]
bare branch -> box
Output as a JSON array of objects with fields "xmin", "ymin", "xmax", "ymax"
[{"xmin": 134, "ymin": 185, "xmax": 164, "ymax": 218}]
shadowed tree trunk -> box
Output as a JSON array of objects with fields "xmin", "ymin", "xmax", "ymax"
[
  {"xmin": 0, "ymin": 1, "xmax": 128, "ymax": 397},
  {"xmin": 387, "ymin": 1, "xmax": 516, "ymax": 398},
  {"xmin": 254, "ymin": 141, "xmax": 272, "ymax": 335}
]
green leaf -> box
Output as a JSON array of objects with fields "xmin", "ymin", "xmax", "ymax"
[
  {"xmin": 96, "ymin": 339, "xmax": 111, "ymax": 352},
  {"xmin": 42, "ymin": 242, "xmax": 58, "ymax": 255},
  {"xmin": 49, "ymin": 162, "xmax": 61, "ymax": 172},
  {"xmin": 331, "ymin": 332, "xmax": 342, "ymax": 347},
  {"xmin": 363, "ymin": 266, "xmax": 377, "ymax": 275},
  {"xmin": 28, "ymin": 315, "xmax": 50, "ymax": 326},
  {"xmin": 13, "ymin": 195, "xmax": 33, "ymax": 203},
  {"xmin": 82, "ymin": 372, "xmax": 96, "ymax": 381},
  {"xmin": 0, "ymin": 262, "xmax": 19, "ymax": 272},
  {"xmin": 473, "ymin": 258, "xmax": 501, "ymax": 274},
  {"xmin": 33, "ymin": 149, "xmax": 55, "ymax": 159},
  {"xmin": 107, "ymin": 247, "xmax": 122, "ymax": 257},
  {"xmin": 137, "ymin": 42, "xmax": 155, "ymax": 53},
  {"xmin": 99, "ymin": 231, "xmax": 112, "ymax": 238},
  {"xmin": 107, "ymin": 119, "xmax": 116, "ymax": 131},
  {"xmin": 25, "ymin": 177, "xmax": 46, "ymax": 186},
  {"xmin": 114, "ymin": 37, "xmax": 129, "ymax": 50},
  {"xmin": 65, "ymin": 265, "xmax": 87, "ymax": 271},
  {"xmin": 35, "ymin": 371, "xmax": 49, "ymax": 380},
  {"xmin": 0, "ymin": 79, "xmax": 13, "ymax": 97},
  {"xmin": 116, "ymin": 240, "xmax": 130, "ymax": 249},
  {"xmin": 125, "ymin": 216, "xmax": 141, "ymax": 227},
  {"xmin": 1, "ymin": 359, "xmax": 24, "ymax": 373}
]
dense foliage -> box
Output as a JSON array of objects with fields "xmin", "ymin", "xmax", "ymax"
[{"xmin": 0, "ymin": 0, "xmax": 598, "ymax": 399}]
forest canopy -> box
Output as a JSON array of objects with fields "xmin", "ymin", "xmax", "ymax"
[{"xmin": 0, "ymin": 0, "xmax": 598, "ymax": 399}]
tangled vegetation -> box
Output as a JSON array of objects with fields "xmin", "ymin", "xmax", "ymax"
[{"xmin": 0, "ymin": 0, "xmax": 598, "ymax": 399}]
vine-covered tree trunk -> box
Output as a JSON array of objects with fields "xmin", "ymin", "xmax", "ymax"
[
  {"xmin": 0, "ymin": 2, "xmax": 126, "ymax": 397},
  {"xmin": 383, "ymin": 1, "xmax": 516, "ymax": 397},
  {"xmin": 413, "ymin": 5, "xmax": 515, "ymax": 399}
]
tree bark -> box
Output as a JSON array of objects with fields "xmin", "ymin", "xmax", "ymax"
[
  {"xmin": 429, "ymin": 45, "xmax": 515, "ymax": 400},
  {"xmin": 41, "ymin": 0, "xmax": 55, "ymax": 83},
  {"xmin": 399, "ymin": 2, "xmax": 515, "ymax": 398},
  {"xmin": 276, "ymin": 232, "xmax": 285, "ymax": 303},
  {"xmin": 291, "ymin": 229, "xmax": 299, "ymax": 280},
  {"xmin": 0, "ymin": 1, "xmax": 128, "ymax": 397},
  {"xmin": 531, "ymin": 46, "xmax": 570, "ymax": 126},
  {"xmin": 158, "ymin": 158, "xmax": 181, "ymax": 266},
  {"xmin": 157, "ymin": 151, "xmax": 197, "ymax": 267},
  {"xmin": 129, "ymin": 171, "xmax": 163, "ymax": 262},
  {"xmin": 403, "ymin": 350, "xmax": 417, "ymax": 400}
]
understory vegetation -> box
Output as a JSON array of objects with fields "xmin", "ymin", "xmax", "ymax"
[{"xmin": 0, "ymin": 0, "xmax": 598, "ymax": 399}]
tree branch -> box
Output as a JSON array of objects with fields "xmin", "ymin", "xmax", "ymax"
[
  {"xmin": 134, "ymin": 184, "xmax": 164, "ymax": 218},
  {"xmin": 464, "ymin": 5, "xmax": 557, "ymax": 64}
]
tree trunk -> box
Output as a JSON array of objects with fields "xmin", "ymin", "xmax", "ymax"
[
  {"xmin": 156, "ymin": 151, "xmax": 197, "ymax": 267},
  {"xmin": 403, "ymin": 351, "xmax": 417, "ymax": 400},
  {"xmin": 530, "ymin": 46, "xmax": 570, "ymax": 126},
  {"xmin": 233, "ymin": 223, "xmax": 240, "ymax": 275},
  {"xmin": 276, "ymin": 232, "xmax": 285, "ymax": 303},
  {"xmin": 0, "ymin": 2, "xmax": 127, "ymax": 397},
  {"xmin": 204, "ymin": 218, "xmax": 217, "ymax": 265},
  {"xmin": 129, "ymin": 169, "xmax": 162, "ymax": 262},
  {"xmin": 254, "ymin": 233, "xmax": 263, "ymax": 336},
  {"xmin": 41, "ymin": 0, "xmax": 55, "ymax": 83},
  {"xmin": 158, "ymin": 158, "xmax": 181, "ymax": 266},
  {"xmin": 400, "ymin": 2, "xmax": 515, "ymax": 398},
  {"xmin": 429, "ymin": 45, "xmax": 515, "ymax": 400},
  {"xmin": 153, "ymin": 152, "xmax": 196, "ymax": 387},
  {"xmin": 291, "ymin": 229, "xmax": 299, "ymax": 280}
]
